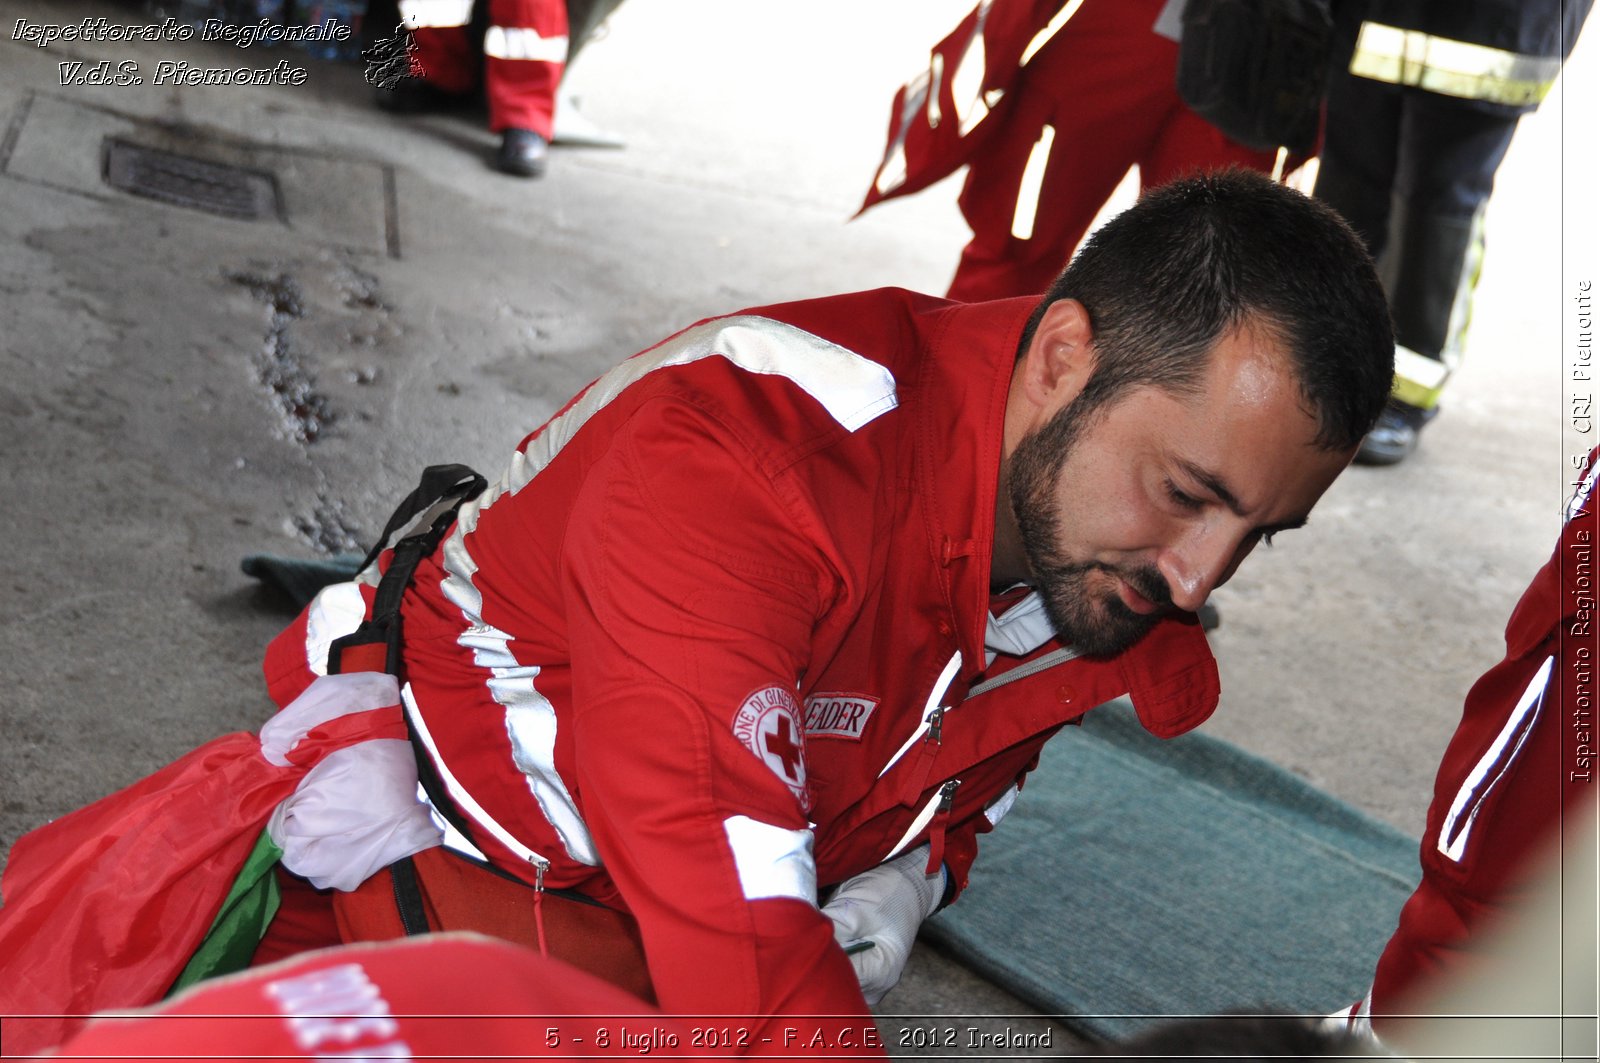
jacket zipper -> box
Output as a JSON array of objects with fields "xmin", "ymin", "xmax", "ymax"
[
  {"xmin": 924, "ymin": 779, "xmax": 960, "ymax": 874},
  {"xmin": 531, "ymin": 857, "xmax": 550, "ymax": 957},
  {"xmin": 902, "ymin": 704, "xmax": 945, "ymax": 801},
  {"xmin": 874, "ymin": 645, "xmax": 1083, "ymax": 867},
  {"xmin": 965, "ymin": 645, "xmax": 1081, "ymax": 699}
]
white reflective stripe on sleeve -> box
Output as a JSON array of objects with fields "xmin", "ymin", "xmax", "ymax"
[
  {"xmin": 403, "ymin": 681, "xmax": 552, "ymax": 870},
  {"xmin": 1437, "ymin": 656, "xmax": 1554, "ymax": 863},
  {"xmin": 984, "ymin": 784, "xmax": 1019, "ymax": 827},
  {"xmin": 950, "ymin": 5, "xmax": 989, "ymax": 136},
  {"xmin": 484, "ymin": 26, "xmax": 569, "ymax": 63},
  {"xmin": 498, "ymin": 664, "xmax": 600, "ymax": 866},
  {"xmin": 1020, "ymin": 0, "xmax": 1087, "ymax": 67},
  {"xmin": 722, "ymin": 815, "xmax": 817, "ymax": 903},
  {"xmin": 431, "ymin": 565, "xmax": 597, "ymax": 867},
  {"xmin": 398, "ymin": 0, "xmax": 472, "ymax": 28},
  {"xmin": 434, "ymin": 315, "xmax": 897, "ymax": 866},
  {"xmin": 873, "ymin": 70, "xmax": 927, "ymax": 196},
  {"xmin": 302, "ymin": 580, "xmax": 372, "ymax": 678},
  {"xmin": 884, "ymin": 788, "xmax": 944, "ymax": 862},
  {"xmin": 926, "ymin": 52, "xmax": 945, "ymax": 128},
  {"xmin": 1010, "ymin": 124, "xmax": 1055, "ymax": 241},
  {"xmin": 874, "ymin": 139, "xmax": 909, "ymax": 197},
  {"xmin": 878, "ymin": 650, "xmax": 964, "ymax": 779},
  {"xmin": 663, "ymin": 318, "xmax": 899, "ymax": 432}
]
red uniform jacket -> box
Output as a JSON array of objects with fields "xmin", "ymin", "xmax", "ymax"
[
  {"xmin": 859, "ymin": 0, "xmax": 1065, "ymax": 214},
  {"xmin": 1359, "ymin": 449, "xmax": 1599, "ymax": 1029},
  {"xmin": 264, "ymin": 288, "xmax": 1219, "ymax": 1038}
]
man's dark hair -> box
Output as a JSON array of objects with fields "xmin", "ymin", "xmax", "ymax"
[{"xmin": 1016, "ymin": 168, "xmax": 1393, "ymax": 451}]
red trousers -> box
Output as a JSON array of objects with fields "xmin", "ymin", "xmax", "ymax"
[
  {"xmin": 402, "ymin": 0, "xmax": 568, "ymax": 137},
  {"xmin": 948, "ymin": 0, "xmax": 1279, "ymax": 301}
]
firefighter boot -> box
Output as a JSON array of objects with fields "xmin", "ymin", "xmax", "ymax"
[{"xmin": 1357, "ymin": 207, "xmax": 1483, "ymax": 466}]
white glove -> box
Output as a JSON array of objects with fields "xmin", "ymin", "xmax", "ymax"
[{"xmin": 821, "ymin": 845, "xmax": 946, "ymax": 1005}]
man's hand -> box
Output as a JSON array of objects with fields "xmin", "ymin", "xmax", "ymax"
[{"xmin": 821, "ymin": 845, "xmax": 946, "ymax": 1005}]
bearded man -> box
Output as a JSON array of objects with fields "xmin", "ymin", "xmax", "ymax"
[{"xmin": 235, "ymin": 169, "xmax": 1396, "ymax": 1048}]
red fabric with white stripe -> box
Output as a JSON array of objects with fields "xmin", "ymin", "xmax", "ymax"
[
  {"xmin": 859, "ymin": 0, "xmax": 1281, "ymax": 301},
  {"xmin": 0, "ymin": 695, "xmax": 406, "ymax": 1055},
  {"xmin": 405, "ymin": 0, "xmax": 566, "ymax": 136},
  {"xmin": 49, "ymin": 935, "xmax": 731, "ymax": 1061},
  {"xmin": 261, "ymin": 288, "xmax": 1219, "ymax": 1043},
  {"xmin": 1365, "ymin": 448, "xmax": 1600, "ymax": 1027}
]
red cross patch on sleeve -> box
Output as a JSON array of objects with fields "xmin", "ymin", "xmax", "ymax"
[{"xmin": 732, "ymin": 685, "xmax": 812, "ymax": 813}]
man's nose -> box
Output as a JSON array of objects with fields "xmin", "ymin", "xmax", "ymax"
[{"xmin": 1156, "ymin": 530, "xmax": 1241, "ymax": 614}]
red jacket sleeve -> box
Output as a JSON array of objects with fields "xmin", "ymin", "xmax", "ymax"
[
  {"xmin": 559, "ymin": 398, "xmax": 880, "ymax": 1050},
  {"xmin": 1366, "ymin": 456, "xmax": 1599, "ymax": 1029}
]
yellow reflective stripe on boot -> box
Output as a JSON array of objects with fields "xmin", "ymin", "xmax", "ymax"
[
  {"xmin": 1349, "ymin": 23, "xmax": 1564, "ymax": 107},
  {"xmin": 1391, "ymin": 344, "xmax": 1451, "ymax": 411}
]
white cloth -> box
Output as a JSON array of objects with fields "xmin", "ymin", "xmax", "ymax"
[
  {"xmin": 983, "ymin": 588, "xmax": 1057, "ymax": 667},
  {"xmin": 259, "ymin": 671, "xmax": 404, "ymax": 766},
  {"xmin": 261, "ymin": 672, "xmax": 443, "ymax": 891}
]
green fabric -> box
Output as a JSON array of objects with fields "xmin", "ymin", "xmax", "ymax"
[
  {"xmin": 169, "ymin": 831, "xmax": 284, "ymax": 994},
  {"xmin": 922, "ymin": 700, "xmax": 1421, "ymax": 1042}
]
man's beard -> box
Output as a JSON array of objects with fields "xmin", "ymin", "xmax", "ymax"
[{"xmin": 1007, "ymin": 396, "xmax": 1173, "ymax": 658}]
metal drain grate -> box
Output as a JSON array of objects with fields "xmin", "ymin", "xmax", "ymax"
[{"xmin": 103, "ymin": 139, "xmax": 280, "ymax": 221}]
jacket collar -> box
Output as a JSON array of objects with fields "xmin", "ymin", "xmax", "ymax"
[{"xmin": 910, "ymin": 297, "xmax": 1219, "ymax": 738}]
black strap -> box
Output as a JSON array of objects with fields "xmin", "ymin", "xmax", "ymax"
[
  {"xmin": 353, "ymin": 463, "xmax": 487, "ymax": 576},
  {"xmin": 326, "ymin": 464, "xmax": 486, "ymax": 676},
  {"xmin": 388, "ymin": 856, "xmax": 431, "ymax": 936},
  {"xmin": 320, "ymin": 464, "xmax": 509, "ymax": 899},
  {"xmin": 323, "ymin": 463, "xmax": 602, "ymax": 910}
]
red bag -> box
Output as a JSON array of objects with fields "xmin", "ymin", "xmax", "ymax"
[{"xmin": 0, "ymin": 704, "xmax": 404, "ymax": 1054}]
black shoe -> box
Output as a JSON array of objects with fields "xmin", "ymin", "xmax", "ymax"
[
  {"xmin": 374, "ymin": 78, "xmax": 472, "ymax": 115},
  {"xmin": 495, "ymin": 128, "xmax": 548, "ymax": 177},
  {"xmin": 1356, "ymin": 400, "xmax": 1439, "ymax": 466}
]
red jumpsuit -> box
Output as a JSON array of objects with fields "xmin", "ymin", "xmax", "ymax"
[
  {"xmin": 399, "ymin": 0, "xmax": 566, "ymax": 138},
  {"xmin": 861, "ymin": 0, "xmax": 1280, "ymax": 301},
  {"xmin": 264, "ymin": 289, "xmax": 1220, "ymax": 1046},
  {"xmin": 1347, "ymin": 450, "xmax": 1600, "ymax": 1033},
  {"xmin": 46, "ymin": 935, "xmax": 742, "ymax": 1062}
]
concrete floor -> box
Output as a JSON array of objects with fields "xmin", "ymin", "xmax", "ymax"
[{"xmin": 0, "ymin": 0, "xmax": 1595, "ymax": 1051}]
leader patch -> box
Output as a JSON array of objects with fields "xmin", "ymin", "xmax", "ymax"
[
  {"xmin": 802, "ymin": 693, "xmax": 878, "ymax": 741},
  {"xmin": 732, "ymin": 685, "xmax": 811, "ymax": 811}
]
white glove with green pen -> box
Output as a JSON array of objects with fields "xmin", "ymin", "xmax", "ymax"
[{"xmin": 821, "ymin": 844, "xmax": 947, "ymax": 1005}]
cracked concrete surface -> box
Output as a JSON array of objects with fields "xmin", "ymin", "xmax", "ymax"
[{"xmin": 0, "ymin": 0, "xmax": 1594, "ymax": 1048}]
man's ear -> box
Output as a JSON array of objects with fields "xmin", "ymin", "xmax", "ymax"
[{"xmin": 1018, "ymin": 298, "xmax": 1096, "ymax": 414}]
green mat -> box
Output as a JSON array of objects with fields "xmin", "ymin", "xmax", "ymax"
[{"xmin": 922, "ymin": 701, "xmax": 1421, "ymax": 1042}]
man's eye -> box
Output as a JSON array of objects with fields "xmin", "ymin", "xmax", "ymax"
[
  {"xmin": 1259, "ymin": 531, "xmax": 1277, "ymax": 548},
  {"xmin": 1165, "ymin": 482, "xmax": 1203, "ymax": 510}
]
